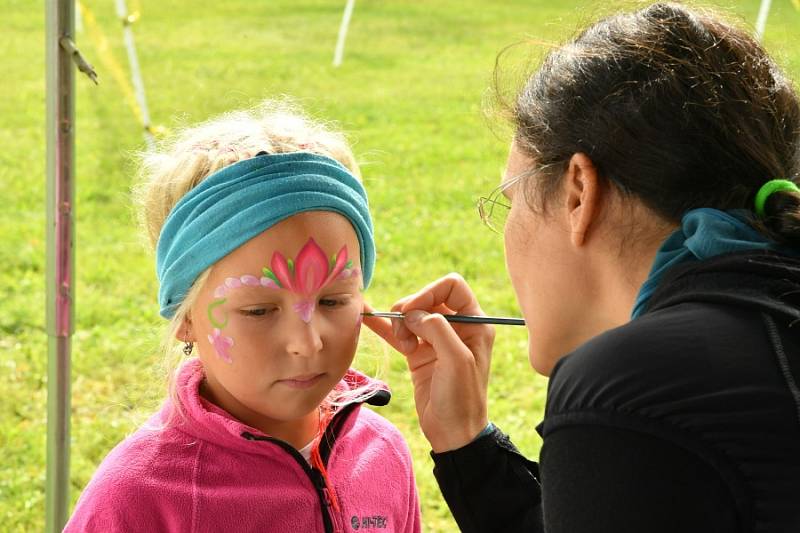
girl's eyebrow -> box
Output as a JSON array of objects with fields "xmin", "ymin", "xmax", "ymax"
[
  {"xmin": 219, "ymin": 286, "xmax": 283, "ymax": 297},
  {"xmin": 326, "ymin": 274, "xmax": 363, "ymax": 287}
]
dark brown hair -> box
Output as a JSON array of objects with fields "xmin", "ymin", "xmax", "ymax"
[{"xmin": 510, "ymin": 2, "xmax": 800, "ymax": 245}]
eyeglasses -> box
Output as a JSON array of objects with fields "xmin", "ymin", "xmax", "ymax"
[
  {"xmin": 477, "ymin": 185, "xmax": 511, "ymax": 234},
  {"xmin": 477, "ymin": 170, "xmax": 532, "ymax": 233}
]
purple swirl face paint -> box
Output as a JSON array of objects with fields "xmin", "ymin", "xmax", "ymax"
[{"xmin": 205, "ymin": 238, "xmax": 362, "ymax": 362}]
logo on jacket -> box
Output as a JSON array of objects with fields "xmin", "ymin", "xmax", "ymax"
[{"xmin": 350, "ymin": 515, "xmax": 388, "ymax": 529}]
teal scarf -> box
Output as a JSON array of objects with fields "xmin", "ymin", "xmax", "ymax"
[{"xmin": 632, "ymin": 208, "xmax": 793, "ymax": 318}]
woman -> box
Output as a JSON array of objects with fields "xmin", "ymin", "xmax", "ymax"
[{"xmin": 365, "ymin": 3, "xmax": 800, "ymax": 532}]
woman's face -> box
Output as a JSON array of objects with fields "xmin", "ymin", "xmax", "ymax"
[
  {"xmin": 188, "ymin": 211, "xmax": 364, "ymax": 432},
  {"xmin": 502, "ymin": 144, "xmax": 590, "ymax": 375}
]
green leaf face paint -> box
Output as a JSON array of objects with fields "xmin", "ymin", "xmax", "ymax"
[{"xmin": 207, "ymin": 298, "xmax": 228, "ymax": 329}]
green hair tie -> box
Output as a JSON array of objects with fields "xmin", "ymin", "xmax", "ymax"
[{"xmin": 754, "ymin": 179, "xmax": 800, "ymax": 218}]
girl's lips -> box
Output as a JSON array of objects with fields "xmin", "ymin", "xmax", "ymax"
[{"xmin": 277, "ymin": 373, "xmax": 325, "ymax": 389}]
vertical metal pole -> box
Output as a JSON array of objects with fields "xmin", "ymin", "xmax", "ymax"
[
  {"xmin": 45, "ymin": 0, "xmax": 74, "ymax": 531},
  {"xmin": 754, "ymin": 0, "xmax": 772, "ymax": 41},
  {"xmin": 333, "ymin": 0, "xmax": 356, "ymax": 67}
]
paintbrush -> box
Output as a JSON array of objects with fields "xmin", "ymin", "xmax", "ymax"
[{"xmin": 362, "ymin": 311, "xmax": 526, "ymax": 326}]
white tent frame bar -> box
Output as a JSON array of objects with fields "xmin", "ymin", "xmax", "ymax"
[{"xmin": 755, "ymin": 0, "xmax": 772, "ymax": 41}]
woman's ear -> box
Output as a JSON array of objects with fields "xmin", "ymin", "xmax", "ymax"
[
  {"xmin": 563, "ymin": 152, "xmax": 602, "ymax": 247},
  {"xmin": 174, "ymin": 314, "xmax": 195, "ymax": 343}
]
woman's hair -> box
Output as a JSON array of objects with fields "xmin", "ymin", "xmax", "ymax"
[
  {"xmin": 506, "ymin": 2, "xmax": 800, "ymax": 245},
  {"xmin": 132, "ymin": 99, "xmax": 372, "ymax": 423}
]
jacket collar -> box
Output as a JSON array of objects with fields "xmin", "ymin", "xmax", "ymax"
[
  {"xmin": 160, "ymin": 358, "xmax": 390, "ymax": 455},
  {"xmin": 643, "ymin": 250, "xmax": 800, "ymax": 325}
]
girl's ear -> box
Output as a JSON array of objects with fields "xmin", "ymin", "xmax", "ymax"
[{"xmin": 174, "ymin": 314, "xmax": 195, "ymax": 343}]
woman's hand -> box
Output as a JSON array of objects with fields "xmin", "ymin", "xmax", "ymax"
[{"xmin": 363, "ymin": 274, "xmax": 494, "ymax": 453}]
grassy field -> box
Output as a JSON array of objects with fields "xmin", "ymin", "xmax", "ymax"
[{"xmin": 2, "ymin": 0, "xmax": 798, "ymax": 530}]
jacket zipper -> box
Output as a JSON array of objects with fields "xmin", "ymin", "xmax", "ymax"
[
  {"xmin": 310, "ymin": 466, "xmax": 343, "ymax": 533},
  {"xmin": 241, "ymin": 403, "xmax": 360, "ymax": 533}
]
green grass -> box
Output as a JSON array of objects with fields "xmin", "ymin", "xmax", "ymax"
[{"xmin": 2, "ymin": 0, "xmax": 798, "ymax": 530}]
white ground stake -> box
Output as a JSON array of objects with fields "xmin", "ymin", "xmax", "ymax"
[
  {"xmin": 115, "ymin": 0, "xmax": 154, "ymax": 148},
  {"xmin": 333, "ymin": 0, "xmax": 356, "ymax": 67}
]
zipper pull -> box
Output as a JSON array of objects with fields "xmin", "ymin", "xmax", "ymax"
[{"xmin": 322, "ymin": 487, "xmax": 343, "ymax": 533}]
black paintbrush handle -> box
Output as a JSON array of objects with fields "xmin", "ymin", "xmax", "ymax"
[{"xmin": 363, "ymin": 311, "xmax": 526, "ymax": 326}]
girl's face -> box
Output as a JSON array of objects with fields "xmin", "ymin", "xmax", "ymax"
[{"xmin": 187, "ymin": 211, "xmax": 364, "ymax": 438}]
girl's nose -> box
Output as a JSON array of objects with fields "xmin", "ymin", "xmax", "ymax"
[{"xmin": 285, "ymin": 316, "xmax": 324, "ymax": 357}]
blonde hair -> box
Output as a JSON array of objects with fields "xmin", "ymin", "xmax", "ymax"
[{"xmin": 132, "ymin": 99, "xmax": 363, "ymax": 423}]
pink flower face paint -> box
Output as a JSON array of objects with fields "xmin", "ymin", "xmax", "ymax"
[
  {"xmin": 204, "ymin": 237, "xmax": 362, "ymax": 362},
  {"xmin": 261, "ymin": 238, "xmax": 360, "ymax": 323},
  {"xmin": 207, "ymin": 328, "xmax": 234, "ymax": 363}
]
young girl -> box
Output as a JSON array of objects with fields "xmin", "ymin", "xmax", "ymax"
[{"xmin": 64, "ymin": 101, "xmax": 421, "ymax": 532}]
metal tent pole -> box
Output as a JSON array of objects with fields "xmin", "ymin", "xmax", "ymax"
[{"xmin": 45, "ymin": 0, "xmax": 94, "ymax": 528}]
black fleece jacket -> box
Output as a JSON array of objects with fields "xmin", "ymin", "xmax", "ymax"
[{"xmin": 432, "ymin": 251, "xmax": 800, "ymax": 533}]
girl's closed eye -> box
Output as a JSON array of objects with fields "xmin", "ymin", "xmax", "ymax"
[
  {"xmin": 318, "ymin": 294, "xmax": 352, "ymax": 308},
  {"xmin": 240, "ymin": 305, "xmax": 278, "ymax": 317}
]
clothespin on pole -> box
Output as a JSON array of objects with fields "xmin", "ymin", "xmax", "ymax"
[{"xmin": 59, "ymin": 35, "xmax": 98, "ymax": 84}]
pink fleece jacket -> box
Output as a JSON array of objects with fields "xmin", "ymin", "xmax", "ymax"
[{"xmin": 64, "ymin": 359, "xmax": 421, "ymax": 532}]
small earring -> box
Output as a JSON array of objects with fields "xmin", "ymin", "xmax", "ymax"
[{"xmin": 183, "ymin": 338, "xmax": 194, "ymax": 356}]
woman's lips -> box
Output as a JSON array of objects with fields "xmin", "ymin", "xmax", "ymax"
[{"xmin": 277, "ymin": 373, "xmax": 325, "ymax": 389}]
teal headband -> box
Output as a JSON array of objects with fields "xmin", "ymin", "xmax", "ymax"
[
  {"xmin": 754, "ymin": 179, "xmax": 800, "ymax": 217},
  {"xmin": 156, "ymin": 152, "xmax": 375, "ymax": 319}
]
